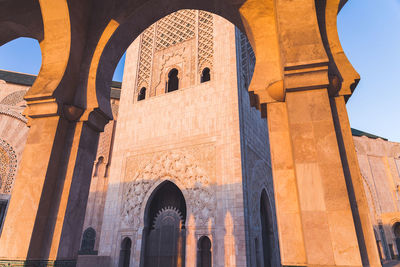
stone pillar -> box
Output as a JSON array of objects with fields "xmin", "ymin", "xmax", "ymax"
[
  {"xmin": 0, "ymin": 100, "xmax": 106, "ymax": 266},
  {"xmin": 268, "ymin": 89, "xmax": 364, "ymax": 267},
  {"xmin": 267, "ymin": 102, "xmax": 307, "ymax": 266},
  {"xmin": 331, "ymin": 96, "xmax": 382, "ymax": 267}
]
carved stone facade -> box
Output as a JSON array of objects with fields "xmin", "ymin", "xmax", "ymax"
[
  {"xmin": 353, "ymin": 134, "xmax": 400, "ymax": 260},
  {"xmin": 0, "ymin": 77, "xmax": 30, "ymax": 212},
  {"xmin": 134, "ymin": 10, "xmax": 214, "ymax": 99}
]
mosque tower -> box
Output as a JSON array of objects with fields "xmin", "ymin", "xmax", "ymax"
[{"xmin": 79, "ymin": 10, "xmax": 280, "ymax": 267}]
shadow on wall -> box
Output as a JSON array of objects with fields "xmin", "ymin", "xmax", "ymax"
[{"xmin": 77, "ymin": 179, "xmax": 281, "ymax": 267}]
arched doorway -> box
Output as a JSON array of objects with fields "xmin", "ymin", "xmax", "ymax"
[
  {"xmin": 260, "ymin": 190, "xmax": 273, "ymax": 267},
  {"xmin": 393, "ymin": 222, "xmax": 400, "ymax": 257},
  {"xmin": 118, "ymin": 237, "xmax": 132, "ymax": 267},
  {"xmin": 197, "ymin": 236, "xmax": 212, "ymax": 267},
  {"xmin": 141, "ymin": 181, "xmax": 186, "ymax": 267}
]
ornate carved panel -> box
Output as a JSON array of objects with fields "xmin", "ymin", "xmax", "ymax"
[
  {"xmin": 136, "ymin": 25, "xmax": 155, "ymax": 92},
  {"xmin": 0, "ymin": 139, "xmax": 17, "ymax": 194},
  {"xmin": 121, "ymin": 144, "xmax": 216, "ymax": 229}
]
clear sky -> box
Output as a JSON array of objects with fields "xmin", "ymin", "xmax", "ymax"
[{"xmin": 0, "ymin": 0, "xmax": 399, "ymax": 141}]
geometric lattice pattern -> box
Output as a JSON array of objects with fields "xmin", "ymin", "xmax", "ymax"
[
  {"xmin": 0, "ymin": 139, "xmax": 17, "ymax": 194},
  {"xmin": 135, "ymin": 10, "xmax": 214, "ymax": 96},
  {"xmin": 0, "ymin": 90, "xmax": 26, "ymax": 106},
  {"xmin": 198, "ymin": 11, "xmax": 214, "ymax": 72},
  {"xmin": 155, "ymin": 10, "xmax": 196, "ymax": 51},
  {"xmin": 136, "ymin": 25, "xmax": 155, "ymax": 90}
]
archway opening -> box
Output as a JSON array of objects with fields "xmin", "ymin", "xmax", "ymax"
[
  {"xmin": 393, "ymin": 223, "xmax": 400, "ymax": 256},
  {"xmin": 118, "ymin": 237, "xmax": 132, "ymax": 267},
  {"xmin": 142, "ymin": 181, "xmax": 186, "ymax": 267},
  {"xmin": 197, "ymin": 236, "xmax": 212, "ymax": 267},
  {"xmin": 260, "ymin": 190, "xmax": 273, "ymax": 267},
  {"xmin": 167, "ymin": 68, "xmax": 179, "ymax": 93},
  {"xmin": 201, "ymin": 68, "xmax": 210, "ymax": 83}
]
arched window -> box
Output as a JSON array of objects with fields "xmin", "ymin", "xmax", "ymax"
[
  {"xmin": 260, "ymin": 190, "xmax": 273, "ymax": 267},
  {"xmin": 393, "ymin": 223, "xmax": 400, "ymax": 256},
  {"xmin": 138, "ymin": 87, "xmax": 146, "ymax": 101},
  {"xmin": 167, "ymin": 68, "xmax": 179, "ymax": 92},
  {"xmin": 141, "ymin": 181, "xmax": 186, "ymax": 267},
  {"xmin": 197, "ymin": 236, "xmax": 212, "ymax": 267},
  {"xmin": 200, "ymin": 68, "xmax": 210, "ymax": 83},
  {"xmin": 94, "ymin": 156, "xmax": 104, "ymax": 177},
  {"xmin": 118, "ymin": 237, "xmax": 132, "ymax": 267},
  {"xmin": 79, "ymin": 227, "xmax": 97, "ymax": 255}
]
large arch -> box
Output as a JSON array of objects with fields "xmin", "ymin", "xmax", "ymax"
[
  {"xmin": 141, "ymin": 180, "xmax": 187, "ymax": 267},
  {"xmin": 0, "ymin": 1, "xmax": 380, "ymax": 267}
]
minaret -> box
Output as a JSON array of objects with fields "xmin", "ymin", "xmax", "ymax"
[{"xmin": 94, "ymin": 10, "xmax": 279, "ymax": 267}]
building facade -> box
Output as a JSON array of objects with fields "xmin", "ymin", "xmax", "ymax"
[
  {"xmin": 0, "ymin": 3, "xmax": 396, "ymax": 267},
  {"xmin": 352, "ymin": 132, "xmax": 400, "ymax": 261}
]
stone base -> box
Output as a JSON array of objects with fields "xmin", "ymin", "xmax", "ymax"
[
  {"xmin": 76, "ymin": 255, "xmax": 111, "ymax": 267},
  {"xmin": 0, "ymin": 260, "xmax": 76, "ymax": 267}
]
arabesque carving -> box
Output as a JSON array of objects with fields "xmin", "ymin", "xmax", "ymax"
[
  {"xmin": 122, "ymin": 150, "xmax": 215, "ymax": 228},
  {"xmin": 0, "ymin": 139, "xmax": 18, "ymax": 194}
]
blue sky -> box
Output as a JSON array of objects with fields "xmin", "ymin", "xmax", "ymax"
[{"xmin": 0, "ymin": 0, "xmax": 399, "ymax": 141}]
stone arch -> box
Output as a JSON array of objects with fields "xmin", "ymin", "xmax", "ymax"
[
  {"xmin": 249, "ymin": 160, "xmax": 280, "ymax": 267},
  {"xmin": 260, "ymin": 189, "xmax": 274, "ymax": 267},
  {"xmin": 89, "ymin": 0, "xmax": 282, "ymax": 119},
  {"xmin": 0, "ymin": 139, "xmax": 17, "ymax": 194},
  {"xmin": 141, "ymin": 180, "xmax": 187, "ymax": 267},
  {"xmin": 197, "ymin": 236, "xmax": 212, "ymax": 267},
  {"xmin": 121, "ymin": 150, "xmax": 216, "ymax": 229},
  {"xmin": 118, "ymin": 237, "xmax": 132, "ymax": 267}
]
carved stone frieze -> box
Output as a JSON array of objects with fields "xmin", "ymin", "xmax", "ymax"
[
  {"xmin": 121, "ymin": 145, "xmax": 216, "ymax": 228},
  {"xmin": 198, "ymin": 11, "xmax": 214, "ymax": 72},
  {"xmin": 0, "ymin": 138, "xmax": 17, "ymax": 194}
]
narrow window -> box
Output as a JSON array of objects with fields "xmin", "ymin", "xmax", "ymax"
[
  {"xmin": 118, "ymin": 237, "xmax": 132, "ymax": 267},
  {"xmin": 0, "ymin": 200, "xmax": 8, "ymax": 233},
  {"xmin": 138, "ymin": 87, "xmax": 146, "ymax": 101},
  {"xmin": 167, "ymin": 68, "xmax": 179, "ymax": 92},
  {"xmin": 94, "ymin": 156, "xmax": 104, "ymax": 177},
  {"xmin": 393, "ymin": 223, "xmax": 400, "ymax": 257},
  {"xmin": 197, "ymin": 236, "xmax": 212, "ymax": 267},
  {"xmin": 201, "ymin": 68, "xmax": 210, "ymax": 83}
]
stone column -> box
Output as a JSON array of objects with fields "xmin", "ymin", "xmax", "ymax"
[
  {"xmin": 331, "ymin": 96, "xmax": 382, "ymax": 267},
  {"xmin": 268, "ymin": 89, "xmax": 365, "ymax": 267},
  {"xmin": 267, "ymin": 102, "xmax": 307, "ymax": 266},
  {"xmin": 0, "ymin": 100, "xmax": 107, "ymax": 266}
]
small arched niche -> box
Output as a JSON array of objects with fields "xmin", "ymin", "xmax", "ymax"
[
  {"xmin": 197, "ymin": 236, "xmax": 212, "ymax": 267},
  {"xmin": 118, "ymin": 237, "xmax": 132, "ymax": 267},
  {"xmin": 260, "ymin": 189, "xmax": 273, "ymax": 267},
  {"xmin": 166, "ymin": 68, "xmax": 179, "ymax": 93},
  {"xmin": 141, "ymin": 180, "xmax": 187, "ymax": 267},
  {"xmin": 200, "ymin": 68, "xmax": 210, "ymax": 83},
  {"xmin": 138, "ymin": 87, "xmax": 146, "ymax": 101},
  {"xmin": 78, "ymin": 227, "xmax": 97, "ymax": 255}
]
